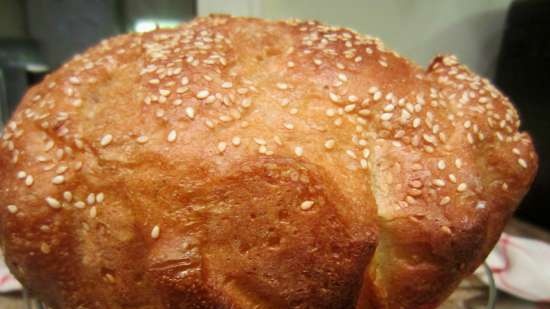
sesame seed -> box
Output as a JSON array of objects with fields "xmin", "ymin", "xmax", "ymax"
[
  {"xmin": 383, "ymin": 104, "xmax": 395, "ymax": 112},
  {"xmin": 16, "ymin": 171, "xmax": 26, "ymax": 179},
  {"xmin": 241, "ymin": 98, "xmax": 252, "ymax": 108},
  {"xmin": 89, "ymin": 206, "xmax": 97, "ymax": 218},
  {"xmin": 380, "ymin": 113, "xmax": 393, "ymax": 121},
  {"xmin": 287, "ymin": 61, "xmax": 295, "ymax": 68},
  {"xmin": 167, "ymin": 130, "xmax": 177, "ymax": 142},
  {"xmin": 329, "ymin": 92, "xmax": 341, "ymax": 103},
  {"xmin": 87, "ymin": 193, "xmax": 95, "ymax": 205},
  {"xmin": 137, "ymin": 135, "xmax": 148, "ymax": 144},
  {"xmin": 276, "ymin": 82, "xmax": 289, "ymax": 90},
  {"xmin": 300, "ymin": 200, "xmax": 314, "ymax": 210},
  {"xmin": 512, "ymin": 148, "xmax": 521, "ymax": 155},
  {"xmin": 455, "ymin": 159, "xmax": 463, "ymax": 168},
  {"xmin": 100, "ymin": 134, "xmax": 113, "ymax": 147},
  {"xmin": 52, "ymin": 175, "xmax": 65, "ymax": 185},
  {"xmin": 45, "ymin": 197, "xmax": 61, "ymax": 209},
  {"xmin": 344, "ymin": 104, "xmax": 356, "ymax": 112},
  {"xmin": 159, "ymin": 89, "xmax": 171, "ymax": 96},
  {"xmin": 413, "ymin": 118, "xmax": 421, "ymax": 128},
  {"xmin": 283, "ymin": 123, "xmax": 294, "ymax": 130},
  {"xmin": 360, "ymin": 159, "xmax": 368, "ymax": 169},
  {"xmin": 457, "ymin": 183, "xmax": 468, "ymax": 192},
  {"xmin": 324, "ymin": 139, "xmax": 335, "ymax": 149},
  {"xmin": 96, "ymin": 193, "xmax": 105, "ymax": 203},
  {"xmin": 362, "ymin": 149, "xmax": 370, "ymax": 158},
  {"xmin": 56, "ymin": 165, "xmax": 68, "ymax": 174},
  {"xmin": 232, "ymin": 136, "xmax": 241, "ymax": 146},
  {"xmin": 63, "ymin": 191, "xmax": 72, "ymax": 202},
  {"xmin": 149, "ymin": 79, "xmax": 160, "ymax": 85},
  {"xmin": 373, "ymin": 91, "xmax": 382, "ymax": 101},
  {"xmin": 437, "ymin": 160, "xmax": 446, "ymax": 170},
  {"xmin": 254, "ymin": 138, "xmax": 266, "ymax": 145},
  {"xmin": 338, "ymin": 73, "xmax": 348, "ymax": 82},
  {"xmin": 346, "ymin": 149, "xmax": 357, "ymax": 159},
  {"xmin": 151, "ymin": 225, "xmax": 160, "ymax": 239},
  {"xmin": 217, "ymin": 142, "xmax": 227, "ymax": 153},
  {"xmin": 196, "ymin": 90, "xmax": 209, "ymax": 99},
  {"xmin": 221, "ymin": 81, "xmax": 232, "ymax": 89},
  {"xmin": 69, "ymin": 76, "xmax": 81, "ymax": 84},
  {"xmin": 25, "ymin": 175, "xmax": 34, "ymax": 186},
  {"xmin": 449, "ymin": 174, "xmax": 457, "ymax": 183},
  {"xmin": 294, "ymin": 146, "xmax": 304, "ymax": 157},
  {"xmin": 518, "ymin": 158, "xmax": 528, "ymax": 169},
  {"xmin": 185, "ymin": 106, "xmax": 195, "ymax": 119},
  {"xmin": 7, "ymin": 205, "xmax": 18, "ymax": 214},
  {"xmin": 440, "ymin": 196, "xmax": 451, "ymax": 205},
  {"xmin": 73, "ymin": 201, "xmax": 85, "ymax": 209},
  {"xmin": 433, "ymin": 179, "xmax": 446, "ymax": 187},
  {"xmin": 180, "ymin": 77, "xmax": 189, "ymax": 85}
]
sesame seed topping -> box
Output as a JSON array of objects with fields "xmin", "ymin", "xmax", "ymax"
[
  {"xmin": 380, "ymin": 113, "xmax": 393, "ymax": 121},
  {"xmin": 25, "ymin": 175, "xmax": 34, "ymax": 187},
  {"xmin": 329, "ymin": 92, "xmax": 341, "ymax": 103},
  {"xmin": 7, "ymin": 205, "xmax": 18, "ymax": 214},
  {"xmin": 294, "ymin": 146, "xmax": 304, "ymax": 157},
  {"xmin": 217, "ymin": 142, "xmax": 227, "ymax": 153},
  {"xmin": 324, "ymin": 139, "xmax": 335, "ymax": 149},
  {"xmin": 276, "ymin": 82, "xmax": 289, "ymax": 90},
  {"xmin": 241, "ymin": 98, "xmax": 252, "ymax": 108},
  {"xmin": 185, "ymin": 106, "xmax": 195, "ymax": 119},
  {"xmin": 167, "ymin": 130, "xmax": 177, "ymax": 142},
  {"xmin": 73, "ymin": 201, "xmax": 85, "ymax": 209},
  {"xmin": 283, "ymin": 123, "xmax": 294, "ymax": 130},
  {"xmin": 457, "ymin": 183, "xmax": 468, "ymax": 192},
  {"xmin": 87, "ymin": 193, "xmax": 95, "ymax": 205},
  {"xmin": 16, "ymin": 171, "xmax": 26, "ymax": 179},
  {"xmin": 455, "ymin": 159, "xmax": 463, "ymax": 169},
  {"xmin": 413, "ymin": 118, "xmax": 421, "ymax": 128},
  {"xmin": 449, "ymin": 174, "xmax": 457, "ymax": 183},
  {"xmin": 137, "ymin": 135, "xmax": 149, "ymax": 144},
  {"xmin": 221, "ymin": 81, "xmax": 232, "ymax": 88},
  {"xmin": 254, "ymin": 138, "xmax": 266, "ymax": 145},
  {"xmin": 512, "ymin": 148, "xmax": 521, "ymax": 155},
  {"xmin": 338, "ymin": 73, "xmax": 348, "ymax": 82},
  {"xmin": 151, "ymin": 225, "xmax": 160, "ymax": 239},
  {"xmin": 362, "ymin": 149, "xmax": 370, "ymax": 158},
  {"xmin": 518, "ymin": 158, "xmax": 528, "ymax": 168},
  {"xmin": 45, "ymin": 197, "xmax": 61, "ymax": 209},
  {"xmin": 52, "ymin": 175, "xmax": 65, "ymax": 185},
  {"xmin": 300, "ymin": 200, "xmax": 314, "ymax": 210},
  {"xmin": 63, "ymin": 191, "xmax": 72, "ymax": 202},
  {"xmin": 100, "ymin": 134, "xmax": 113, "ymax": 147},
  {"xmin": 180, "ymin": 76, "xmax": 189, "ymax": 85},
  {"xmin": 196, "ymin": 90, "xmax": 209, "ymax": 99},
  {"xmin": 232, "ymin": 136, "xmax": 241, "ymax": 146},
  {"xmin": 90, "ymin": 206, "xmax": 97, "ymax": 218},
  {"xmin": 96, "ymin": 193, "xmax": 105, "ymax": 203},
  {"xmin": 437, "ymin": 160, "xmax": 446, "ymax": 170},
  {"xmin": 433, "ymin": 179, "xmax": 446, "ymax": 187},
  {"xmin": 440, "ymin": 196, "xmax": 451, "ymax": 205}
]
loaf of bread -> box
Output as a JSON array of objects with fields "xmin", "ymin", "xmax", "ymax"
[{"xmin": 0, "ymin": 15, "xmax": 538, "ymax": 309}]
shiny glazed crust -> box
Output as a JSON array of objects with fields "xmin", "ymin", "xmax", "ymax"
[{"xmin": 0, "ymin": 15, "xmax": 538, "ymax": 309}]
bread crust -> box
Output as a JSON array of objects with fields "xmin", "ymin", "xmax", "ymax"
[{"xmin": 0, "ymin": 15, "xmax": 537, "ymax": 309}]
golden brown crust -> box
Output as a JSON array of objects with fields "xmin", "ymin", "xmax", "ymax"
[{"xmin": 0, "ymin": 15, "xmax": 537, "ymax": 309}]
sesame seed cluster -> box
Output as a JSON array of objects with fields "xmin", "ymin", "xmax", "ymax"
[{"xmin": 0, "ymin": 15, "xmax": 538, "ymax": 309}]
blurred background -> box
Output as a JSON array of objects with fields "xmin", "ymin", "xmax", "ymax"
[{"xmin": 0, "ymin": 0, "xmax": 547, "ymax": 231}]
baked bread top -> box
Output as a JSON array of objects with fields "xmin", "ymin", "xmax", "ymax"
[{"xmin": 0, "ymin": 15, "xmax": 537, "ymax": 309}]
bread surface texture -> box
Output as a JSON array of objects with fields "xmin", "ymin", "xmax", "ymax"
[{"xmin": 0, "ymin": 15, "xmax": 537, "ymax": 309}]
